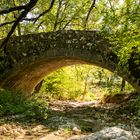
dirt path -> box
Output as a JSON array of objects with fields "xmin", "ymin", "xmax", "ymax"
[{"xmin": 0, "ymin": 100, "xmax": 140, "ymax": 139}]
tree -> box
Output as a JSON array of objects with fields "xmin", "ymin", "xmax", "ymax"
[{"xmin": 0, "ymin": 0, "xmax": 55, "ymax": 52}]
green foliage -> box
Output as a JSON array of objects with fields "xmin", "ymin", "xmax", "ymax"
[
  {"xmin": 40, "ymin": 65, "xmax": 95, "ymax": 100},
  {"xmin": 128, "ymin": 95, "xmax": 140, "ymax": 117},
  {"xmin": 24, "ymin": 94, "xmax": 50, "ymax": 120},
  {"xmin": 0, "ymin": 89, "xmax": 26, "ymax": 115},
  {"xmin": 39, "ymin": 65, "xmax": 135, "ymax": 101},
  {"xmin": 0, "ymin": 88, "xmax": 50, "ymax": 120}
]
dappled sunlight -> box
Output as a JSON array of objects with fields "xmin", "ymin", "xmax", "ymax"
[
  {"xmin": 38, "ymin": 64, "xmax": 135, "ymax": 102},
  {"xmin": 0, "ymin": 0, "xmax": 139, "ymax": 139}
]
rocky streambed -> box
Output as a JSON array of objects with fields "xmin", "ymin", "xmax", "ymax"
[{"xmin": 0, "ymin": 100, "xmax": 140, "ymax": 140}]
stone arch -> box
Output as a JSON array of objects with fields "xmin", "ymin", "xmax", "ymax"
[{"xmin": 0, "ymin": 30, "xmax": 139, "ymax": 95}]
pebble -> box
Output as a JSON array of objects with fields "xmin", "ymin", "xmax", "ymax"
[{"xmin": 72, "ymin": 127, "xmax": 81, "ymax": 135}]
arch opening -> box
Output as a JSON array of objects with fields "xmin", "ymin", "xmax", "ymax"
[{"xmin": 36, "ymin": 64, "xmax": 135, "ymax": 101}]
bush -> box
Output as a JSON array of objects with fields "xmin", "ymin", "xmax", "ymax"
[
  {"xmin": 129, "ymin": 95, "xmax": 140, "ymax": 116},
  {"xmin": 0, "ymin": 88, "xmax": 27, "ymax": 116},
  {"xmin": 0, "ymin": 88, "xmax": 50, "ymax": 120},
  {"xmin": 25, "ymin": 94, "xmax": 50, "ymax": 120}
]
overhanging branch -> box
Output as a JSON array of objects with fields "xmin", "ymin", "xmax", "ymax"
[
  {"xmin": 0, "ymin": 20, "xmax": 15, "ymax": 27},
  {"xmin": 33, "ymin": 0, "xmax": 56, "ymax": 23},
  {"xmin": 84, "ymin": 0, "xmax": 96, "ymax": 29},
  {"xmin": 0, "ymin": 0, "xmax": 39, "ymax": 52},
  {"xmin": 0, "ymin": 5, "xmax": 26, "ymax": 15}
]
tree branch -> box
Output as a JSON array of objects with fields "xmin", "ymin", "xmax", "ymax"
[
  {"xmin": 22, "ymin": 17, "xmax": 37, "ymax": 21},
  {"xmin": 0, "ymin": 5, "xmax": 26, "ymax": 15},
  {"xmin": 33, "ymin": 0, "xmax": 56, "ymax": 24},
  {"xmin": 0, "ymin": 0, "xmax": 38, "ymax": 53},
  {"xmin": 0, "ymin": 17, "xmax": 38, "ymax": 28},
  {"xmin": 0, "ymin": 20, "xmax": 15, "ymax": 27},
  {"xmin": 62, "ymin": 1, "xmax": 89, "ymax": 30},
  {"xmin": 53, "ymin": 0, "xmax": 62, "ymax": 31},
  {"xmin": 83, "ymin": 0, "xmax": 96, "ymax": 29},
  {"xmin": 35, "ymin": 20, "xmax": 45, "ymax": 30}
]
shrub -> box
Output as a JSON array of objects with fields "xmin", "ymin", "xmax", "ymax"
[
  {"xmin": 129, "ymin": 95, "xmax": 140, "ymax": 116},
  {"xmin": 0, "ymin": 88, "xmax": 50, "ymax": 120}
]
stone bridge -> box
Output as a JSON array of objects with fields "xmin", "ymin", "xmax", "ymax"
[{"xmin": 0, "ymin": 30, "xmax": 140, "ymax": 95}]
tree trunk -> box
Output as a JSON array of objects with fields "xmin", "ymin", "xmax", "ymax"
[
  {"xmin": 121, "ymin": 78, "xmax": 125, "ymax": 92},
  {"xmin": 34, "ymin": 80, "xmax": 44, "ymax": 93},
  {"xmin": 82, "ymin": 76, "xmax": 88, "ymax": 100}
]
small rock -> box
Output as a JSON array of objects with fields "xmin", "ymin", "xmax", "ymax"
[
  {"xmin": 25, "ymin": 130, "xmax": 32, "ymax": 135},
  {"xmin": 55, "ymin": 128, "xmax": 64, "ymax": 135},
  {"xmin": 0, "ymin": 127, "xmax": 7, "ymax": 135},
  {"xmin": 72, "ymin": 127, "xmax": 81, "ymax": 135},
  {"xmin": 32, "ymin": 125, "xmax": 45, "ymax": 132},
  {"xmin": 13, "ymin": 130, "xmax": 21, "ymax": 136}
]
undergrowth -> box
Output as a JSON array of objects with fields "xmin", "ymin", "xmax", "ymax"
[
  {"xmin": 0, "ymin": 88, "xmax": 50, "ymax": 120},
  {"xmin": 0, "ymin": 87, "xmax": 140, "ymax": 123},
  {"xmin": 129, "ymin": 95, "xmax": 140, "ymax": 117}
]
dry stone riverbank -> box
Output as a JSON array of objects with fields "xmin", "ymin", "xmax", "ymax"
[{"xmin": 0, "ymin": 100, "xmax": 140, "ymax": 140}]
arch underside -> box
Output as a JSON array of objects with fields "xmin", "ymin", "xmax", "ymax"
[
  {"xmin": 1, "ymin": 56, "xmax": 115, "ymax": 95},
  {"xmin": 0, "ymin": 30, "xmax": 139, "ymax": 94}
]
